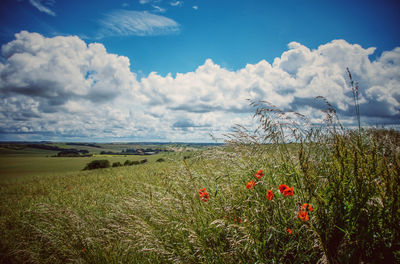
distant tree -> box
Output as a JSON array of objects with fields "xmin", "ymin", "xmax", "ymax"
[
  {"xmin": 112, "ymin": 162, "xmax": 122, "ymax": 167},
  {"xmin": 56, "ymin": 150, "xmax": 81, "ymax": 157},
  {"xmin": 83, "ymin": 160, "xmax": 110, "ymax": 170},
  {"xmin": 124, "ymin": 160, "xmax": 133, "ymax": 166},
  {"xmin": 124, "ymin": 160, "xmax": 145, "ymax": 166}
]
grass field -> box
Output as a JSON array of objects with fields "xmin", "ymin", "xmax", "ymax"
[
  {"xmin": 0, "ymin": 147, "xmax": 188, "ymax": 263},
  {"xmin": 0, "ymin": 152, "xmax": 172, "ymax": 179},
  {"xmin": 0, "ymin": 104, "xmax": 399, "ymax": 263},
  {"xmin": 0, "ymin": 143, "xmax": 180, "ymax": 179}
]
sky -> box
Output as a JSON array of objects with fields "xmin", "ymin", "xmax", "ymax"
[{"xmin": 0, "ymin": 0, "xmax": 399, "ymax": 142}]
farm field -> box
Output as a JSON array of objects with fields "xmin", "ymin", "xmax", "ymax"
[
  {"xmin": 0, "ymin": 152, "xmax": 172, "ymax": 179},
  {"xmin": 0, "ymin": 129, "xmax": 399, "ymax": 264},
  {"xmin": 0, "ymin": 143, "xmax": 188, "ymax": 179}
]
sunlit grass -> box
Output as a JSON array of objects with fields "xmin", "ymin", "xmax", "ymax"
[{"xmin": 1, "ymin": 126, "xmax": 399, "ymax": 263}]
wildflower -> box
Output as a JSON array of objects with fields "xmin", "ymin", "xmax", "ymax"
[
  {"xmin": 199, "ymin": 188, "xmax": 209, "ymax": 202},
  {"xmin": 266, "ymin": 190, "xmax": 274, "ymax": 200},
  {"xmin": 279, "ymin": 184, "xmax": 289, "ymax": 194},
  {"xmin": 284, "ymin": 186, "xmax": 294, "ymax": 197},
  {"xmin": 287, "ymin": 228, "xmax": 293, "ymax": 235},
  {"xmin": 298, "ymin": 210, "xmax": 309, "ymax": 221},
  {"xmin": 301, "ymin": 203, "xmax": 314, "ymax": 212},
  {"xmin": 199, "ymin": 188, "xmax": 207, "ymax": 195},
  {"xmin": 246, "ymin": 180, "xmax": 256, "ymax": 189},
  {"xmin": 200, "ymin": 192, "xmax": 210, "ymax": 202},
  {"xmin": 234, "ymin": 217, "xmax": 242, "ymax": 223},
  {"xmin": 254, "ymin": 169, "xmax": 264, "ymax": 179},
  {"xmin": 81, "ymin": 248, "xmax": 86, "ymax": 253}
]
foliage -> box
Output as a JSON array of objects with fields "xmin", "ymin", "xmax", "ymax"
[
  {"xmin": 112, "ymin": 161, "xmax": 123, "ymax": 167},
  {"xmin": 83, "ymin": 160, "xmax": 110, "ymax": 170}
]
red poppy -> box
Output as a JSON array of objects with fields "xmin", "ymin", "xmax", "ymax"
[
  {"xmin": 287, "ymin": 228, "xmax": 293, "ymax": 235},
  {"xmin": 266, "ymin": 190, "xmax": 274, "ymax": 200},
  {"xmin": 246, "ymin": 180, "xmax": 256, "ymax": 189},
  {"xmin": 284, "ymin": 186, "xmax": 294, "ymax": 197},
  {"xmin": 199, "ymin": 188, "xmax": 209, "ymax": 202},
  {"xmin": 199, "ymin": 188, "xmax": 206, "ymax": 195},
  {"xmin": 298, "ymin": 210, "xmax": 309, "ymax": 221},
  {"xmin": 279, "ymin": 184, "xmax": 289, "ymax": 194},
  {"xmin": 200, "ymin": 192, "xmax": 210, "ymax": 202},
  {"xmin": 301, "ymin": 203, "xmax": 314, "ymax": 212},
  {"xmin": 234, "ymin": 217, "xmax": 242, "ymax": 223},
  {"xmin": 254, "ymin": 169, "xmax": 264, "ymax": 179}
]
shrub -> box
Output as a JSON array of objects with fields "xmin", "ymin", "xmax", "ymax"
[
  {"xmin": 55, "ymin": 150, "xmax": 81, "ymax": 157},
  {"xmin": 83, "ymin": 160, "xmax": 110, "ymax": 170},
  {"xmin": 124, "ymin": 160, "xmax": 133, "ymax": 166},
  {"xmin": 124, "ymin": 160, "xmax": 142, "ymax": 166},
  {"xmin": 156, "ymin": 158, "xmax": 165, "ymax": 162},
  {"xmin": 112, "ymin": 162, "xmax": 122, "ymax": 167}
]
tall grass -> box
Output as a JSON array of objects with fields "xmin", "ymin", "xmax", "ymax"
[
  {"xmin": 1, "ymin": 72, "xmax": 399, "ymax": 263},
  {"xmin": 224, "ymin": 70, "xmax": 400, "ymax": 262}
]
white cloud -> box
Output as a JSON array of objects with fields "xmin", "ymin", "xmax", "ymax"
[
  {"xmin": 0, "ymin": 31, "xmax": 140, "ymax": 122},
  {"xmin": 170, "ymin": 1, "xmax": 183, "ymax": 7},
  {"xmin": 152, "ymin": 5, "xmax": 166, "ymax": 13},
  {"xmin": 29, "ymin": 0, "xmax": 56, "ymax": 16},
  {"xmin": 98, "ymin": 10, "xmax": 180, "ymax": 37},
  {"xmin": 139, "ymin": 0, "xmax": 150, "ymax": 4},
  {"xmin": 140, "ymin": 40, "xmax": 400, "ymax": 129},
  {"xmin": 0, "ymin": 33, "xmax": 399, "ymax": 142},
  {"xmin": 192, "ymin": 5, "xmax": 198, "ymax": 10}
]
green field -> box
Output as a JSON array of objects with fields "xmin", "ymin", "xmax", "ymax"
[
  {"xmin": 0, "ymin": 126, "xmax": 399, "ymax": 264},
  {"xmin": 0, "ymin": 152, "xmax": 171, "ymax": 179},
  {"xmin": 0, "ymin": 143, "xmax": 181, "ymax": 179}
]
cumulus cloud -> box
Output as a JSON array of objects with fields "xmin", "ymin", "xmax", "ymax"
[
  {"xmin": 0, "ymin": 31, "xmax": 138, "ymax": 106},
  {"xmin": 140, "ymin": 40, "xmax": 400, "ymax": 128},
  {"xmin": 29, "ymin": 0, "xmax": 56, "ymax": 16},
  {"xmin": 0, "ymin": 32, "xmax": 399, "ymax": 142},
  {"xmin": 0, "ymin": 31, "xmax": 143, "ymax": 140},
  {"xmin": 98, "ymin": 10, "xmax": 180, "ymax": 37}
]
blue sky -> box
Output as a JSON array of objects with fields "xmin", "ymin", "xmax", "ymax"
[
  {"xmin": 0, "ymin": 0, "xmax": 399, "ymax": 142},
  {"xmin": 2, "ymin": 0, "xmax": 400, "ymax": 75}
]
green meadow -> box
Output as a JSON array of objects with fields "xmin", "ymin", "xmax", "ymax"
[
  {"xmin": 0, "ymin": 111, "xmax": 399, "ymax": 263},
  {"xmin": 0, "ymin": 151, "xmax": 168, "ymax": 179}
]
